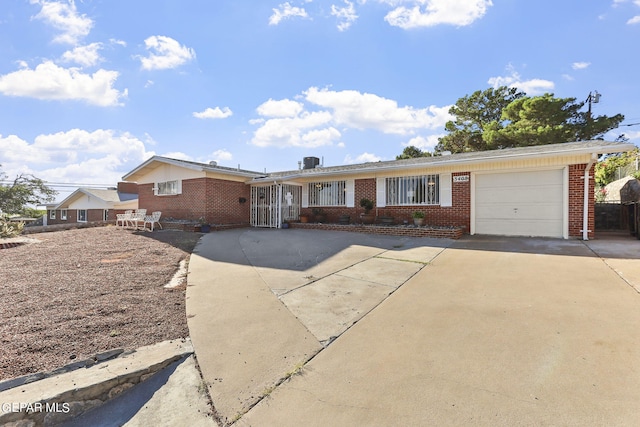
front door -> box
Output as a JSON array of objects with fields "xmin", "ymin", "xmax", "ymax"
[{"xmin": 250, "ymin": 184, "xmax": 301, "ymax": 228}]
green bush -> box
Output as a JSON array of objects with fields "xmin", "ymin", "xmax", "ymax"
[
  {"xmin": 359, "ymin": 198, "xmax": 374, "ymax": 213},
  {"xmin": 0, "ymin": 217, "xmax": 25, "ymax": 238}
]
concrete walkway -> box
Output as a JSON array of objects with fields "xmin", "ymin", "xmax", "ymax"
[
  {"xmin": 186, "ymin": 229, "xmax": 449, "ymax": 424},
  {"xmin": 187, "ymin": 229, "xmax": 640, "ymax": 426}
]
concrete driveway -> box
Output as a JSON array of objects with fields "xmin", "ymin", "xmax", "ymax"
[{"xmin": 187, "ymin": 229, "xmax": 640, "ymax": 426}]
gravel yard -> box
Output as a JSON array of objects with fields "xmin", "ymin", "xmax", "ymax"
[{"xmin": 0, "ymin": 227, "xmax": 202, "ymax": 381}]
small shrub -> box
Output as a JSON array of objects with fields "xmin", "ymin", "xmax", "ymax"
[
  {"xmin": 0, "ymin": 217, "xmax": 25, "ymax": 238},
  {"xmin": 412, "ymin": 211, "xmax": 425, "ymax": 219},
  {"xmin": 360, "ymin": 198, "xmax": 374, "ymax": 214}
]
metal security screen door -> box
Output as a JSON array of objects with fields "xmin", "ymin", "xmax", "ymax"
[{"xmin": 250, "ymin": 184, "xmax": 301, "ymax": 228}]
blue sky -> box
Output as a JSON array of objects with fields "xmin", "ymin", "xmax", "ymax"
[{"xmin": 1, "ymin": 0, "xmax": 639, "ymax": 201}]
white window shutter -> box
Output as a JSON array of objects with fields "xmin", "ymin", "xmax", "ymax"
[
  {"xmin": 376, "ymin": 178, "xmax": 386, "ymax": 207},
  {"xmin": 346, "ymin": 179, "xmax": 355, "ymax": 207},
  {"xmin": 301, "ymin": 184, "xmax": 309, "ymax": 208},
  {"xmin": 440, "ymin": 173, "xmax": 452, "ymax": 207}
]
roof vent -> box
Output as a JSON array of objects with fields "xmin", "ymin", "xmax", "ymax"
[{"xmin": 209, "ymin": 161, "xmax": 218, "ymax": 166}]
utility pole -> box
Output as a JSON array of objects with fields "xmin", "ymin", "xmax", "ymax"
[{"xmin": 586, "ymin": 90, "xmax": 601, "ymax": 123}]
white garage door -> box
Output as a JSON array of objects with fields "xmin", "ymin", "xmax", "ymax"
[{"xmin": 475, "ymin": 169, "xmax": 564, "ymax": 238}]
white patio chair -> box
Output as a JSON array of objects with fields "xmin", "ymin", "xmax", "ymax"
[
  {"xmin": 143, "ymin": 211, "xmax": 163, "ymax": 232},
  {"xmin": 128, "ymin": 209, "xmax": 147, "ymax": 230},
  {"xmin": 116, "ymin": 210, "xmax": 133, "ymax": 229}
]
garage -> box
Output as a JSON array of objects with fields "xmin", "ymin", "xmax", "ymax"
[{"xmin": 474, "ymin": 169, "xmax": 565, "ymax": 238}]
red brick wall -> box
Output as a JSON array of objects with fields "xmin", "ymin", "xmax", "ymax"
[
  {"xmin": 87, "ymin": 209, "xmax": 106, "ymax": 222},
  {"xmin": 139, "ymin": 178, "xmax": 206, "ymax": 221},
  {"xmin": 47, "ymin": 209, "xmax": 78, "ymax": 225},
  {"xmin": 299, "ymin": 175, "xmax": 471, "ymax": 231},
  {"xmin": 46, "ymin": 209, "xmax": 108, "ymax": 224},
  {"xmin": 117, "ymin": 181, "xmax": 138, "ymax": 194},
  {"xmin": 205, "ymin": 178, "xmax": 251, "ymax": 224},
  {"xmin": 138, "ymin": 177, "xmax": 250, "ymax": 224},
  {"xmin": 291, "ymin": 222, "xmax": 464, "ymax": 239},
  {"xmin": 568, "ymin": 163, "xmax": 594, "ymax": 238}
]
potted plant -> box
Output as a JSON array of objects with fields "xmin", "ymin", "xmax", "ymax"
[
  {"xmin": 360, "ymin": 198, "xmax": 375, "ymax": 224},
  {"xmin": 312, "ymin": 208, "xmax": 327, "ymax": 223},
  {"xmin": 198, "ymin": 217, "xmax": 211, "ymax": 233},
  {"xmin": 412, "ymin": 211, "xmax": 425, "ymax": 226}
]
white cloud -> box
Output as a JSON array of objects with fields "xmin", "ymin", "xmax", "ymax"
[
  {"xmin": 332, "ymin": 1, "xmax": 359, "ymax": 31},
  {"xmin": 211, "ymin": 149, "xmax": 233, "ymax": 161},
  {"xmin": 30, "ymin": 0, "xmax": 93, "ymax": 44},
  {"xmin": 250, "ymin": 87, "xmax": 451, "ymax": 149},
  {"xmin": 304, "ymin": 87, "xmax": 450, "ymax": 134},
  {"xmin": 0, "ymin": 134, "xmax": 49, "ymax": 163},
  {"xmin": 193, "ymin": 107, "xmax": 233, "ymax": 119},
  {"xmin": 0, "ymin": 61, "xmax": 126, "ymax": 106},
  {"xmin": 403, "ymin": 134, "xmax": 441, "ymax": 151},
  {"xmin": 0, "ymin": 129, "xmax": 152, "ymax": 187},
  {"xmin": 269, "ymin": 2, "xmax": 309, "ymax": 25},
  {"xmin": 256, "ymin": 98, "xmax": 304, "ymax": 117},
  {"xmin": 515, "ymin": 78, "xmax": 555, "ymax": 95},
  {"xmin": 628, "ymin": 15, "xmax": 640, "ymax": 24},
  {"xmin": 61, "ymin": 42, "xmax": 103, "ymax": 67},
  {"xmin": 382, "ymin": 0, "xmax": 492, "ymax": 29},
  {"xmin": 110, "ymin": 38, "xmax": 127, "ymax": 47},
  {"xmin": 488, "ymin": 65, "xmax": 554, "ymax": 95},
  {"xmin": 610, "ymin": 0, "xmax": 640, "ymax": 23},
  {"xmin": 139, "ymin": 36, "xmax": 196, "ymax": 70},
  {"xmin": 624, "ymin": 130, "xmax": 640, "ymax": 142},
  {"xmin": 252, "ymin": 110, "xmax": 338, "ymax": 148},
  {"xmin": 572, "ymin": 61, "xmax": 591, "ymax": 70},
  {"xmin": 302, "ymin": 127, "xmax": 342, "ymax": 147},
  {"xmin": 344, "ymin": 152, "xmax": 382, "ymax": 164}
]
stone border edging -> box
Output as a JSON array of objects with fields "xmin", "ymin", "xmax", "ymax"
[
  {"xmin": 0, "ymin": 349, "xmax": 125, "ymax": 393},
  {"xmin": 0, "ymin": 338, "xmax": 192, "ymax": 427}
]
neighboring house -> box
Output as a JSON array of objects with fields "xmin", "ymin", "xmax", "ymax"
[
  {"xmin": 122, "ymin": 141, "xmax": 635, "ymax": 239},
  {"xmin": 47, "ymin": 182, "xmax": 138, "ymax": 225}
]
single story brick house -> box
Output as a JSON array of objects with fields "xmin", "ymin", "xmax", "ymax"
[
  {"xmin": 122, "ymin": 141, "xmax": 635, "ymax": 239},
  {"xmin": 46, "ymin": 182, "xmax": 138, "ymax": 226}
]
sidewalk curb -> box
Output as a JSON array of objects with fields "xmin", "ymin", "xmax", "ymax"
[{"xmin": 0, "ymin": 338, "xmax": 192, "ymax": 426}]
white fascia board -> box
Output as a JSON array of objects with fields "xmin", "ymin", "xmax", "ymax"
[
  {"xmin": 252, "ymin": 142, "xmax": 636, "ymax": 183},
  {"xmin": 123, "ymin": 156, "xmax": 262, "ymax": 182}
]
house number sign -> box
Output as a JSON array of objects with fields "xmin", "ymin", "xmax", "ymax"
[{"xmin": 453, "ymin": 175, "xmax": 469, "ymax": 183}]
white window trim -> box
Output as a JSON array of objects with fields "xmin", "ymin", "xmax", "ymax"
[
  {"xmin": 345, "ymin": 179, "xmax": 355, "ymax": 208},
  {"xmin": 77, "ymin": 209, "xmax": 87, "ymax": 223},
  {"xmin": 154, "ymin": 180, "xmax": 182, "ymax": 196},
  {"xmin": 61, "ymin": 209, "xmax": 67, "ymax": 220},
  {"xmin": 49, "ymin": 210, "xmax": 56, "ymax": 219},
  {"xmin": 440, "ymin": 173, "xmax": 452, "ymax": 207},
  {"xmin": 376, "ymin": 178, "xmax": 386, "ymax": 208}
]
